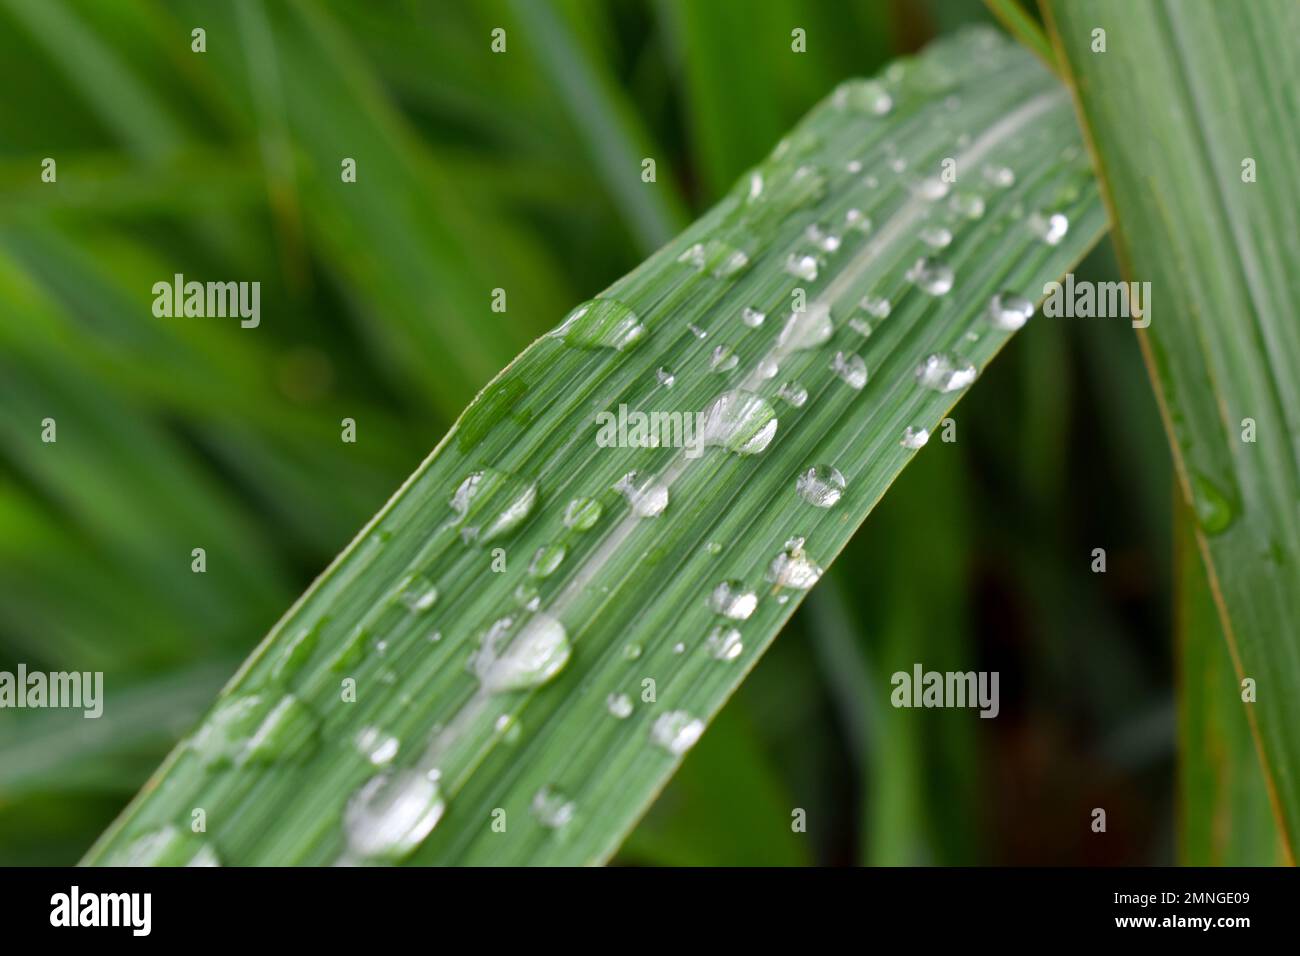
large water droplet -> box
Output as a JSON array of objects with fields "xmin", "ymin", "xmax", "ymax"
[
  {"xmin": 191, "ymin": 693, "xmax": 317, "ymax": 769},
  {"xmin": 1028, "ymin": 211, "xmax": 1069, "ymax": 246},
  {"xmin": 831, "ymin": 351, "xmax": 868, "ymax": 390},
  {"xmin": 796, "ymin": 465, "xmax": 846, "ymax": 507},
  {"xmin": 531, "ymin": 786, "xmax": 576, "ymax": 829},
  {"xmin": 563, "ymin": 497, "xmax": 602, "ymax": 531},
  {"xmin": 907, "ymin": 257, "xmax": 954, "ymax": 296},
  {"xmin": 778, "ymin": 302, "xmax": 833, "ymax": 351},
  {"xmin": 916, "ymin": 353, "xmax": 977, "ymax": 392},
  {"xmin": 705, "ymin": 626, "xmax": 744, "ymax": 661},
  {"xmin": 702, "ymin": 390, "xmax": 778, "ymax": 455},
  {"xmin": 472, "ymin": 613, "xmax": 571, "ymax": 693},
  {"xmin": 988, "ymin": 291, "xmax": 1034, "ymax": 331},
  {"xmin": 767, "ymin": 536, "xmax": 823, "ymax": 589},
  {"xmin": 1192, "ymin": 474, "xmax": 1237, "ymax": 535},
  {"xmin": 449, "ymin": 468, "xmax": 538, "ymax": 543},
  {"xmin": 650, "ymin": 711, "xmax": 705, "ymax": 756},
  {"xmin": 344, "ymin": 770, "xmax": 445, "ymax": 861},
  {"xmin": 556, "ymin": 298, "xmax": 645, "ymax": 351},
  {"xmin": 709, "ymin": 580, "xmax": 758, "ymax": 620}
]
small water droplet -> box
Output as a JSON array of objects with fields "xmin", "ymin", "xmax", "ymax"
[
  {"xmin": 1028, "ymin": 210, "xmax": 1069, "ymax": 246},
  {"xmin": 656, "ymin": 367, "xmax": 675, "ymax": 387},
  {"xmin": 702, "ymin": 390, "xmax": 778, "ymax": 454},
  {"xmin": 912, "ymin": 177, "xmax": 950, "ymax": 201},
  {"xmin": 849, "ymin": 317, "xmax": 872, "ymax": 337},
  {"xmin": 831, "ymin": 78, "xmax": 893, "ymax": 115},
  {"xmin": 901, "ymin": 426, "xmax": 930, "ymax": 449},
  {"xmin": 687, "ymin": 322, "xmax": 708, "ymax": 339},
  {"xmin": 556, "ymin": 298, "xmax": 645, "ymax": 351},
  {"xmin": 778, "ymin": 302, "xmax": 833, "ymax": 351},
  {"xmin": 104, "ymin": 826, "xmax": 220, "ymax": 867},
  {"xmin": 831, "ymin": 351, "xmax": 868, "ymax": 390},
  {"xmin": 805, "ymin": 223, "xmax": 842, "ymax": 253},
  {"xmin": 906, "ymin": 257, "xmax": 955, "ymax": 296},
  {"xmin": 472, "ymin": 613, "xmax": 571, "ymax": 693},
  {"xmin": 767, "ymin": 536, "xmax": 823, "ymax": 589},
  {"xmin": 950, "ymin": 192, "xmax": 986, "ymax": 219},
  {"xmin": 677, "ymin": 239, "xmax": 751, "ymax": 278},
  {"xmin": 1192, "ymin": 474, "xmax": 1237, "ymax": 535},
  {"xmin": 532, "ymin": 786, "xmax": 576, "ymax": 829},
  {"xmin": 988, "ymin": 291, "xmax": 1034, "ymax": 331},
  {"xmin": 563, "ymin": 497, "xmax": 602, "ymax": 531},
  {"xmin": 983, "ymin": 164, "xmax": 1015, "ymax": 188},
  {"xmin": 449, "ymin": 468, "xmax": 538, "ymax": 543},
  {"xmin": 785, "ymin": 252, "xmax": 819, "ymax": 282},
  {"xmin": 920, "ymin": 225, "xmax": 953, "ymax": 249},
  {"xmin": 704, "ymin": 541, "xmax": 723, "ymax": 555},
  {"xmin": 890, "ymin": 156, "xmax": 908, "ymax": 174},
  {"xmin": 844, "ymin": 208, "xmax": 871, "ymax": 232},
  {"xmin": 623, "ymin": 643, "xmax": 643, "ymax": 660},
  {"xmin": 709, "ymin": 580, "xmax": 758, "ymax": 620},
  {"xmin": 860, "ymin": 295, "xmax": 891, "ymax": 319},
  {"xmin": 741, "ymin": 306, "xmax": 766, "ymax": 328},
  {"xmin": 529, "ymin": 543, "xmax": 566, "ymax": 578},
  {"xmin": 845, "ymin": 159, "xmax": 863, "ymax": 174},
  {"xmin": 705, "ymin": 626, "xmax": 744, "ymax": 661},
  {"xmin": 710, "ymin": 345, "xmax": 739, "ymax": 372},
  {"xmin": 494, "ymin": 713, "xmax": 522, "ymax": 744},
  {"xmin": 796, "ymin": 465, "xmax": 846, "ymax": 508},
  {"xmin": 916, "ymin": 352, "xmax": 977, "ymax": 392},
  {"xmin": 397, "ymin": 573, "xmax": 439, "ymax": 613},
  {"xmin": 344, "ymin": 770, "xmax": 445, "ymax": 861},
  {"xmin": 606, "ymin": 693, "xmax": 634, "ymax": 719},
  {"xmin": 757, "ymin": 357, "xmax": 780, "ymax": 380},
  {"xmin": 356, "ymin": 726, "xmax": 400, "ymax": 766},
  {"xmin": 272, "ymin": 623, "xmax": 319, "ymax": 683},
  {"xmin": 615, "ymin": 472, "xmax": 669, "ymax": 517},
  {"xmin": 651, "ymin": 711, "xmax": 706, "ymax": 756},
  {"xmin": 776, "ymin": 382, "xmax": 808, "ymax": 408}
]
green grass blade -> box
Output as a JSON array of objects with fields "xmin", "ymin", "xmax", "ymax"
[
  {"xmin": 982, "ymin": 0, "xmax": 1056, "ymax": 76},
  {"xmin": 1177, "ymin": 501, "xmax": 1286, "ymax": 865},
  {"xmin": 84, "ymin": 27, "xmax": 1104, "ymax": 866},
  {"xmin": 1044, "ymin": 0, "xmax": 1300, "ymax": 860}
]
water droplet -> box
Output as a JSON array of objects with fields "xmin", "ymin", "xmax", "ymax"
[
  {"xmin": 687, "ymin": 322, "xmax": 708, "ymax": 339},
  {"xmin": 494, "ymin": 713, "xmax": 522, "ymax": 744},
  {"xmin": 344, "ymin": 770, "xmax": 445, "ymax": 861},
  {"xmin": 656, "ymin": 367, "xmax": 675, "ymax": 387},
  {"xmin": 531, "ymin": 785, "xmax": 576, "ymax": 829},
  {"xmin": 104, "ymin": 826, "xmax": 220, "ymax": 867},
  {"xmin": 514, "ymin": 581, "xmax": 540, "ymax": 610},
  {"xmin": 529, "ymin": 543, "xmax": 566, "ymax": 578},
  {"xmin": 709, "ymin": 580, "xmax": 758, "ymax": 620},
  {"xmin": 191, "ymin": 693, "xmax": 317, "ymax": 768},
  {"xmin": 912, "ymin": 177, "xmax": 950, "ymax": 201},
  {"xmin": 702, "ymin": 390, "xmax": 778, "ymax": 455},
  {"xmin": 449, "ymin": 468, "xmax": 538, "ymax": 543},
  {"xmin": 849, "ymin": 318, "xmax": 872, "ymax": 337},
  {"xmin": 983, "ymin": 164, "xmax": 1015, "ymax": 188},
  {"xmin": 861, "ymin": 295, "xmax": 891, "ymax": 319},
  {"xmin": 890, "ymin": 156, "xmax": 908, "ymax": 174},
  {"xmin": 556, "ymin": 298, "xmax": 645, "ymax": 351},
  {"xmin": 271, "ymin": 623, "xmax": 319, "ymax": 683},
  {"xmin": 832, "ymin": 78, "xmax": 893, "ymax": 115},
  {"xmin": 767, "ymin": 536, "xmax": 823, "ymax": 589},
  {"xmin": 563, "ymin": 497, "xmax": 602, "ymax": 531},
  {"xmin": 845, "ymin": 159, "xmax": 863, "ymax": 174},
  {"xmin": 623, "ymin": 643, "xmax": 643, "ymax": 660},
  {"xmin": 741, "ymin": 307, "xmax": 766, "ymax": 328},
  {"xmin": 805, "ymin": 223, "xmax": 842, "ymax": 253},
  {"xmin": 777, "ymin": 382, "xmax": 808, "ymax": 408},
  {"xmin": 397, "ymin": 573, "xmax": 438, "ymax": 613},
  {"xmin": 705, "ymin": 626, "xmax": 744, "ymax": 661},
  {"xmin": 704, "ymin": 540, "xmax": 723, "ymax": 555},
  {"xmin": 785, "ymin": 252, "xmax": 819, "ymax": 282},
  {"xmin": 778, "ymin": 302, "xmax": 833, "ymax": 351},
  {"xmin": 615, "ymin": 472, "xmax": 669, "ymax": 517},
  {"xmin": 651, "ymin": 711, "xmax": 706, "ymax": 756},
  {"xmin": 920, "ymin": 225, "xmax": 953, "ymax": 249},
  {"xmin": 672, "ymin": 642, "xmax": 686, "ymax": 654},
  {"xmin": 710, "ymin": 345, "xmax": 739, "ymax": 372},
  {"xmin": 472, "ymin": 613, "xmax": 571, "ymax": 693},
  {"xmin": 1192, "ymin": 474, "xmax": 1237, "ymax": 535},
  {"xmin": 901, "ymin": 426, "xmax": 930, "ymax": 449},
  {"xmin": 906, "ymin": 257, "xmax": 954, "ymax": 296},
  {"xmin": 916, "ymin": 353, "xmax": 977, "ymax": 392},
  {"xmin": 988, "ymin": 291, "xmax": 1034, "ymax": 331},
  {"xmin": 678, "ymin": 239, "xmax": 750, "ymax": 278},
  {"xmin": 844, "ymin": 208, "xmax": 871, "ymax": 232},
  {"xmin": 1028, "ymin": 210, "xmax": 1069, "ymax": 246},
  {"xmin": 796, "ymin": 465, "xmax": 846, "ymax": 508},
  {"xmin": 356, "ymin": 726, "xmax": 399, "ymax": 766},
  {"xmin": 606, "ymin": 693, "xmax": 634, "ymax": 719},
  {"xmin": 950, "ymin": 192, "xmax": 986, "ymax": 219},
  {"xmin": 831, "ymin": 351, "xmax": 868, "ymax": 390}
]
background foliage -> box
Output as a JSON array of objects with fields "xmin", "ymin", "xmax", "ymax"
[{"xmin": 0, "ymin": 0, "xmax": 1197, "ymax": 864}]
